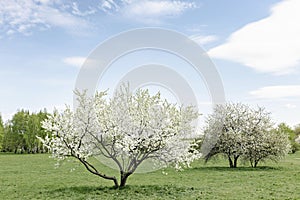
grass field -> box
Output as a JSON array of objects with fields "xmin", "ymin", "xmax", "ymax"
[{"xmin": 0, "ymin": 152, "xmax": 300, "ymax": 199}]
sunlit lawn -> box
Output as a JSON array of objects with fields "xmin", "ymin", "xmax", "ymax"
[{"xmin": 0, "ymin": 152, "xmax": 299, "ymax": 199}]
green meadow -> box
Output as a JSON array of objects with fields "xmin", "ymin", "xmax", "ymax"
[{"xmin": 0, "ymin": 152, "xmax": 299, "ymax": 199}]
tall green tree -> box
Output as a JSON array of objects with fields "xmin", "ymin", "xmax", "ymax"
[
  {"xmin": 25, "ymin": 114, "xmax": 40, "ymax": 153},
  {"xmin": 2, "ymin": 123, "xmax": 14, "ymax": 152},
  {"xmin": 25, "ymin": 110, "xmax": 49, "ymax": 153},
  {"xmin": 277, "ymin": 123, "xmax": 299, "ymax": 153},
  {"xmin": 10, "ymin": 110, "xmax": 29, "ymax": 153}
]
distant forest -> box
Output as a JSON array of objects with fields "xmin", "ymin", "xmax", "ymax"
[{"xmin": 0, "ymin": 110, "xmax": 48, "ymax": 153}]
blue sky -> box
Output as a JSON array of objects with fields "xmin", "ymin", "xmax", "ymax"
[{"xmin": 0, "ymin": 0, "xmax": 300, "ymax": 127}]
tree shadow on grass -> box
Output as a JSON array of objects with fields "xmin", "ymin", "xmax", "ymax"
[
  {"xmin": 191, "ymin": 166, "xmax": 282, "ymax": 172},
  {"xmin": 50, "ymin": 185, "xmax": 109, "ymax": 193},
  {"xmin": 47, "ymin": 184, "xmax": 199, "ymax": 199}
]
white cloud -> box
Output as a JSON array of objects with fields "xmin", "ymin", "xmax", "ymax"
[
  {"xmin": 100, "ymin": 0, "xmax": 196, "ymax": 24},
  {"xmin": 124, "ymin": 1, "xmax": 195, "ymax": 17},
  {"xmin": 71, "ymin": 2, "xmax": 97, "ymax": 17},
  {"xmin": 250, "ymin": 85, "xmax": 300, "ymax": 99},
  {"xmin": 63, "ymin": 56, "xmax": 86, "ymax": 68},
  {"xmin": 0, "ymin": 0, "xmax": 90, "ymax": 36},
  {"xmin": 208, "ymin": 0, "xmax": 300, "ymax": 75},
  {"xmin": 190, "ymin": 34, "xmax": 218, "ymax": 45},
  {"xmin": 0, "ymin": 0, "xmax": 197, "ymax": 35},
  {"xmin": 99, "ymin": 0, "xmax": 121, "ymax": 13}
]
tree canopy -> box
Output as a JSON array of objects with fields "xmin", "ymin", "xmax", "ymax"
[{"xmin": 39, "ymin": 85, "xmax": 200, "ymax": 188}]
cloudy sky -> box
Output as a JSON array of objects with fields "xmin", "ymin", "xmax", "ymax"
[{"xmin": 0, "ymin": 0, "xmax": 299, "ymax": 127}]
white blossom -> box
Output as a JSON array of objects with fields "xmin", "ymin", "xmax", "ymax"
[{"xmin": 38, "ymin": 84, "xmax": 200, "ymax": 187}]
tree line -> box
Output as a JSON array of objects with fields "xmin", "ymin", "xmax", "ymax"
[{"xmin": 0, "ymin": 109, "xmax": 49, "ymax": 153}]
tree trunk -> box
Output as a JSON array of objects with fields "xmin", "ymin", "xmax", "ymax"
[
  {"xmin": 120, "ymin": 171, "xmax": 132, "ymax": 188},
  {"xmin": 254, "ymin": 160, "xmax": 258, "ymax": 168},
  {"xmin": 233, "ymin": 155, "xmax": 239, "ymax": 168},
  {"xmin": 228, "ymin": 156, "xmax": 234, "ymax": 168}
]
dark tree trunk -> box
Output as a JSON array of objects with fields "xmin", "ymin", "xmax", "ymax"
[
  {"xmin": 228, "ymin": 155, "xmax": 239, "ymax": 168},
  {"xmin": 228, "ymin": 156, "xmax": 234, "ymax": 168},
  {"xmin": 120, "ymin": 171, "xmax": 132, "ymax": 188},
  {"xmin": 233, "ymin": 155, "xmax": 239, "ymax": 168},
  {"xmin": 254, "ymin": 160, "xmax": 258, "ymax": 168}
]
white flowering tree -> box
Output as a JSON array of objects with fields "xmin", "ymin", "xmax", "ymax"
[
  {"xmin": 242, "ymin": 113, "xmax": 290, "ymax": 167},
  {"xmin": 201, "ymin": 103, "xmax": 249, "ymax": 168},
  {"xmin": 244, "ymin": 128, "xmax": 290, "ymax": 167},
  {"xmin": 39, "ymin": 85, "xmax": 199, "ymax": 188},
  {"xmin": 201, "ymin": 103, "xmax": 290, "ymax": 168}
]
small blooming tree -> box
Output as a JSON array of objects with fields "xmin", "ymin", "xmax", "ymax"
[
  {"xmin": 39, "ymin": 85, "xmax": 199, "ymax": 188},
  {"xmin": 201, "ymin": 103, "xmax": 290, "ymax": 168},
  {"xmin": 244, "ymin": 128, "xmax": 290, "ymax": 167},
  {"xmin": 201, "ymin": 103, "xmax": 252, "ymax": 168}
]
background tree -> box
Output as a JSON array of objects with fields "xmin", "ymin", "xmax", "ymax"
[
  {"xmin": 39, "ymin": 85, "xmax": 200, "ymax": 188},
  {"xmin": 294, "ymin": 124, "xmax": 300, "ymax": 144},
  {"xmin": 24, "ymin": 111, "xmax": 48, "ymax": 153},
  {"xmin": 243, "ymin": 128, "xmax": 290, "ymax": 167},
  {"xmin": 276, "ymin": 123, "xmax": 299, "ymax": 153},
  {"xmin": 24, "ymin": 114, "xmax": 39, "ymax": 153},
  {"xmin": 10, "ymin": 110, "xmax": 29, "ymax": 153},
  {"xmin": 241, "ymin": 107, "xmax": 277, "ymax": 167},
  {"xmin": 202, "ymin": 103, "xmax": 250, "ymax": 168},
  {"xmin": 202, "ymin": 103, "xmax": 290, "ymax": 168},
  {"xmin": 1, "ymin": 123, "xmax": 15, "ymax": 152}
]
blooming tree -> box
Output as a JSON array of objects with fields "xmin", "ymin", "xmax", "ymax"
[
  {"xmin": 201, "ymin": 103, "xmax": 290, "ymax": 168},
  {"xmin": 201, "ymin": 103, "xmax": 249, "ymax": 168},
  {"xmin": 244, "ymin": 127, "xmax": 290, "ymax": 167},
  {"xmin": 39, "ymin": 85, "xmax": 199, "ymax": 188}
]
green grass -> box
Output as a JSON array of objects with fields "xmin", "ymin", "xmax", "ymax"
[{"xmin": 0, "ymin": 153, "xmax": 300, "ymax": 199}]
